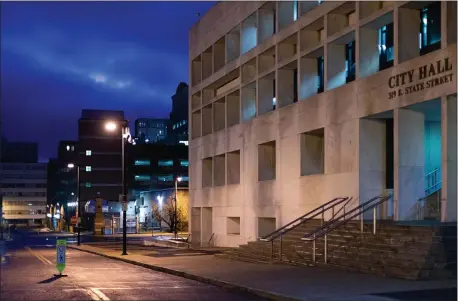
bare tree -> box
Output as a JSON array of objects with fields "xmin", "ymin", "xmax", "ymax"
[{"xmin": 152, "ymin": 196, "xmax": 187, "ymax": 233}]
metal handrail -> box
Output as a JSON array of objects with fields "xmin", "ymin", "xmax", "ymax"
[
  {"xmin": 259, "ymin": 197, "xmax": 351, "ymax": 242},
  {"xmin": 206, "ymin": 233, "xmax": 215, "ymax": 246},
  {"xmin": 302, "ymin": 195, "xmax": 393, "ymax": 263}
]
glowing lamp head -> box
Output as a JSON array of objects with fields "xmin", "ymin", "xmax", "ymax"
[
  {"xmin": 177, "ymin": 177, "xmax": 182, "ymax": 182},
  {"xmin": 67, "ymin": 163, "xmax": 75, "ymax": 168},
  {"xmin": 105, "ymin": 121, "xmax": 117, "ymax": 132}
]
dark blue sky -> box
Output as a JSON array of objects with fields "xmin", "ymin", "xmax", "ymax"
[{"xmin": 1, "ymin": 1, "xmax": 214, "ymax": 161}]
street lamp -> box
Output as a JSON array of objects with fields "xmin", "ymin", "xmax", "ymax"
[
  {"xmin": 105, "ymin": 120, "xmax": 129, "ymax": 256},
  {"xmin": 67, "ymin": 163, "xmax": 81, "ymax": 246},
  {"xmin": 174, "ymin": 177, "xmax": 182, "ymax": 239}
]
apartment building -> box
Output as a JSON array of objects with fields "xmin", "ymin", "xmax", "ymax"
[
  {"xmin": 1, "ymin": 163, "xmax": 47, "ymax": 226},
  {"xmin": 188, "ymin": 1, "xmax": 457, "ymax": 247}
]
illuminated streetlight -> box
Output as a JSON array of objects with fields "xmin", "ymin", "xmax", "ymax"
[
  {"xmin": 68, "ymin": 163, "xmax": 75, "ymax": 168},
  {"xmin": 105, "ymin": 121, "xmax": 117, "ymax": 132}
]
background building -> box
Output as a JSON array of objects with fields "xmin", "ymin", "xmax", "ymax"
[
  {"xmin": 188, "ymin": 1, "xmax": 457, "ymax": 247},
  {"xmin": 168, "ymin": 82, "xmax": 189, "ymax": 145},
  {"xmin": 128, "ymin": 143, "xmax": 189, "ymax": 197},
  {"xmin": 1, "ymin": 139, "xmax": 46, "ymax": 226},
  {"xmin": 47, "ymin": 141, "xmax": 78, "ymax": 226},
  {"xmin": 1, "ymin": 162, "xmax": 47, "ymax": 226},
  {"xmin": 78, "ymin": 109, "xmax": 126, "ymax": 204},
  {"xmin": 1, "ymin": 138, "xmax": 38, "ymax": 163},
  {"xmin": 134, "ymin": 118, "xmax": 168, "ymax": 144}
]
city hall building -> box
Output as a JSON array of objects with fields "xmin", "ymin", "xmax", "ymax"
[{"xmin": 188, "ymin": 1, "xmax": 457, "ymax": 247}]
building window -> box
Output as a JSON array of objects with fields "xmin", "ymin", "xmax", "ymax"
[
  {"xmin": 180, "ymin": 160, "xmax": 189, "ymax": 167},
  {"xmin": 86, "ymin": 150, "xmax": 92, "ymax": 156},
  {"xmin": 71, "ymin": 146, "xmax": 74, "ymax": 151},
  {"xmin": 345, "ymin": 41, "xmax": 356, "ymax": 83},
  {"xmin": 378, "ymin": 23, "xmax": 394, "ymax": 71},
  {"xmin": 85, "ymin": 182, "xmax": 92, "ymax": 188},
  {"xmin": 300, "ymin": 128, "xmax": 325, "ymax": 176},
  {"xmin": 317, "ymin": 56, "xmax": 324, "ymax": 93},
  {"xmin": 134, "ymin": 160, "xmax": 151, "ymax": 166},
  {"xmin": 85, "ymin": 166, "xmax": 92, "ymax": 172},
  {"xmin": 66, "ymin": 145, "xmax": 70, "ymax": 151},
  {"xmin": 419, "ymin": 2, "xmax": 441, "ymax": 55},
  {"xmin": 158, "ymin": 160, "xmax": 173, "ymax": 167},
  {"xmin": 157, "ymin": 175, "xmax": 174, "ymax": 182},
  {"xmin": 135, "ymin": 175, "xmax": 151, "ymax": 181}
]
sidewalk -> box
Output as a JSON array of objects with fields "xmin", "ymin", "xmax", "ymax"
[
  {"xmin": 92, "ymin": 232, "xmax": 188, "ymax": 238},
  {"xmin": 69, "ymin": 244, "xmax": 456, "ymax": 301}
]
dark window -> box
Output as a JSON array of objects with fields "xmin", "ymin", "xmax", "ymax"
[
  {"xmin": 379, "ymin": 23, "xmax": 394, "ymax": 71},
  {"xmin": 293, "ymin": 68, "xmax": 298, "ymax": 103},
  {"xmin": 420, "ymin": 2, "xmax": 441, "ymax": 56},
  {"xmin": 345, "ymin": 41, "xmax": 356, "ymax": 83},
  {"xmin": 317, "ymin": 56, "xmax": 324, "ymax": 93},
  {"xmin": 385, "ymin": 119, "xmax": 394, "ymax": 189}
]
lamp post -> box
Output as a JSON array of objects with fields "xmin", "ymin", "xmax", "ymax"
[
  {"xmin": 174, "ymin": 177, "xmax": 182, "ymax": 239},
  {"xmin": 105, "ymin": 120, "xmax": 129, "ymax": 256},
  {"xmin": 68, "ymin": 163, "xmax": 81, "ymax": 246}
]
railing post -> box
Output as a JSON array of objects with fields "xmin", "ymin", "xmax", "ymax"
[
  {"xmin": 360, "ymin": 212, "xmax": 364, "ymax": 233},
  {"xmin": 271, "ymin": 240, "xmax": 274, "ymax": 260},
  {"xmin": 279, "ymin": 236, "xmax": 283, "ymax": 262},
  {"xmin": 312, "ymin": 234, "xmax": 316, "ymax": 263},
  {"xmin": 321, "ymin": 207, "xmax": 324, "ymax": 225},
  {"xmin": 332, "ymin": 206, "xmax": 335, "ymax": 220},
  {"xmin": 373, "ymin": 207, "xmax": 377, "ymax": 235},
  {"xmin": 324, "ymin": 233, "xmax": 327, "ymax": 264}
]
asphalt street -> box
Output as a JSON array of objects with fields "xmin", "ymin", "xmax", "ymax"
[{"xmin": 0, "ymin": 232, "xmax": 269, "ymax": 301}]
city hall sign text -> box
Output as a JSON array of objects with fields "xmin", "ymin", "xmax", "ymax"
[{"xmin": 388, "ymin": 58, "xmax": 453, "ymax": 99}]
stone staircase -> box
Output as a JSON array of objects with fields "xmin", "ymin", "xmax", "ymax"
[{"xmin": 218, "ymin": 219, "xmax": 457, "ymax": 280}]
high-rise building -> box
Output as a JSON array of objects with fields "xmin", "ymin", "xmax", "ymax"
[
  {"xmin": 188, "ymin": 1, "xmax": 457, "ymax": 248},
  {"xmin": 168, "ymin": 82, "xmax": 189, "ymax": 145},
  {"xmin": 77, "ymin": 109, "xmax": 126, "ymax": 205},
  {"xmin": 134, "ymin": 118, "xmax": 168, "ymax": 144}
]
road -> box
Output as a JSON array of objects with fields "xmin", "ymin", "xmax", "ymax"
[{"xmin": 0, "ymin": 232, "xmax": 269, "ymax": 301}]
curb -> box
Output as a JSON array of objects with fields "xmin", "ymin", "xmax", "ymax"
[{"xmin": 68, "ymin": 246, "xmax": 303, "ymax": 301}]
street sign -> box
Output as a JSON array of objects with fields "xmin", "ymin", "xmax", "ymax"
[
  {"xmin": 56, "ymin": 239, "xmax": 66, "ymax": 274},
  {"xmin": 70, "ymin": 216, "xmax": 77, "ymax": 225}
]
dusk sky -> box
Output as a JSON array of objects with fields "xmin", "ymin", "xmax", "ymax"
[{"xmin": 1, "ymin": 1, "xmax": 214, "ymax": 161}]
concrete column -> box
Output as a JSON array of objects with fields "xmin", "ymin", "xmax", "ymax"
[
  {"xmin": 359, "ymin": 27, "xmax": 379, "ymax": 78},
  {"xmin": 442, "ymin": 95, "xmax": 457, "ymax": 221},
  {"xmin": 359, "ymin": 119, "xmax": 387, "ymax": 218},
  {"xmin": 326, "ymin": 43, "xmax": 346, "ymax": 90},
  {"xmin": 398, "ymin": 7, "xmax": 420, "ymax": 64},
  {"xmin": 299, "ymin": 57, "xmax": 318, "ymax": 101},
  {"xmin": 277, "ymin": 69, "xmax": 295, "ymax": 108},
  {"xmin": 394, "ymin": 109, "xmax": 425, "ymax": 220}
]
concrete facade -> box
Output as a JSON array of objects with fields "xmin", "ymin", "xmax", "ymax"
[{"xmin": 188, "ymin": 1, "xmax": 457, "ymax": 247}]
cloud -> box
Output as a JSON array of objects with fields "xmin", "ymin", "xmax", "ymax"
[{"xmin": 1, "ymin": 27, "xmax": 184, "ymax": 100}]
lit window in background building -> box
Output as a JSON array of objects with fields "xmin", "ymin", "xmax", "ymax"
[
  {"xmin": 86, "ymin": 150, "xmax": 92, "ymax": 156},
  {"xmin": 85, "ymin": 166, "xmax": 92, "ymax": 172},
  {"xmin": 158, "ymin": 160, "xmax": 173, "ymax": 167},
  {"xmin": 85, "ymin": 182, "xmax": 92, "ymax": 188},
  {"xmin": 179, "ymin": 141, "xmax": 189, "ymax": 146},
  {"xmin": 66, "ymin": 145, "xmax": 70, "ymax": 151},
  {"xmin": 158, "ymin": 175, "xmax": 174, "ymax": 182},
  {"xmin": 134, "ymin": 160, "xmax": 151, "ymax": 166},
  {"xmin": 135, "ymin": 175, "xmax": 151, "ymax": 181},
  {"xmin": 180, "ymin": 160, "xmax": 189, "ymax": 167}
]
